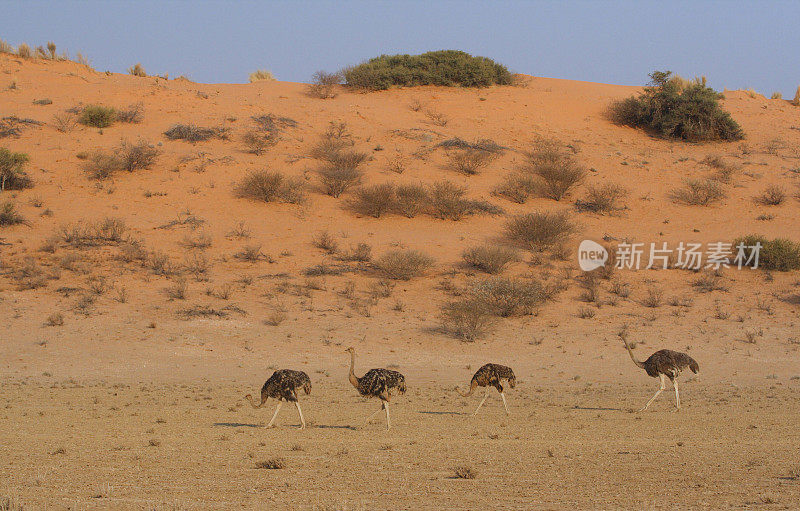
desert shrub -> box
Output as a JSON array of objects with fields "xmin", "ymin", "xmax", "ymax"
[
  {"xmin": 340, "ymin": 242, "xmax": 372, "ymax": 262},
  {"xmin": 307, "ymin": 70, "xmax": 342, "ymax": 99},
  {"xmin": 0, "ymin": 148, "xmax": 33, "ymax": 191},
  {"xmin": 84, "ymin": 140, "xmax": 158, "ymax": 179},
  {"xmin": 312, "ymin": 230, "xmax": 338, "ymax": 253},
  {"xmin": 394, "ymin": 184, "xmax": 429, "ymax": 218},
  {"xmin": 670, "ymin": 178, "xmax": 726, "ymax": 205},
  {"xmin": 448, "ymin": 148, "xmax": 495, "ymax": 175},
  {"xmin": 249, "ymin": 70, "xmax": 274, "ymax": 82},
  {"xmin": 16, "ymin": 43, "xmax": 32, "ymax": 58},
  {"xmin": 755, "ymin": 185, "xmax": 786, "ymax": 206},
  {"xmin": 462, "ymin": 245, "xmax": 518, "ymax": 274},
  {"xmin": 438, "ymin": 137, "xmax": 505, "ymax": 154},
  {"xmin": 607, "ymin": 71, "xmax": 743, "ymax": 141},
  {"xmin": 505, "ymin": 211, "xmax": 576, "ymax": 250},
  {"xmin": 128, "ymin": 63, "xmax": 147, "ymax": 77},
  {"xmin": 164, "ymin": 124, "xmax": 228, "ymax": 142},
  {"xmin": 317, "ymin": 164, "xmax": 363, "ymax": 198},
  {"xmin": 523, "ymin": 140, "xmax": 586, "ymax": 201},
  {"xmin": 235, "ymin": 170, "xmax": 305, "ymax": 204},
  {"xmin": 59, "ymin": 217, "xmax": 128, "ymax": 246},
  {"xmin": 52, "ymin": 111, "xmax": 79, "ymax": 133},
  {"xmin": 374, "ymin": 249, "xmax": 434, "ymax": 280},
  {"xmin": 79, "ymin": 105, "xmax": 117, "ymax": 128},
  {"xmin": 116, "ymin": 103, "xmax": 144, "ymax": 123},
  {"xmin": 0, "ymin": 39, "xmax": 14, "ymax": 54},
  {"xmin": 0, "ymin": 201, "xmax": 25, "ymax": 226},
  {"xmin": 351, "ymin": 183, "xmax": 396, "ymax": 217},
  {"xmin": 343, "ymin": 50, "xmax": 512, "ymax": 90},
  {"xmin": 494, "ymin": 173, "xmax": 539, "ymax": 203},
  {"xmin": 732, "ymin": 235, "xmax": 800, "ymax": 271},
  {"xmin": 466, "ymin": 277, "xmax": 549, "ymax": 317},
  {"xmin": 242, "ymin": 129, "xmax": 278, "ymax": 155},
  {"xmin": 576, "ymin": 183, "xmax": 628, "ymax": 214},
  {"xmin": 428, "ymin": 180, "xmax": 498, "ymax": 220},
  {"xmin": 235, "ymin": 244, "xmax": 267, "ymax": 262},
  {"xmin": 441, "ymin": 299, "xmax": 495, "ymax": 342},
  {"xmin": 792, "ymin": 86, "xmax": 800, "ymax": 106}
]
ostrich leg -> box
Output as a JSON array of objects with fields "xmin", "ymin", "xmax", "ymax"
[
  {"xmin": 294, "ymin": 401, "xmax": 306, "ymax": 429},
  {"xmin": 384, "ymin": 401, "xmax": 391, "ymax": 430},
  {"xmin": 639, "ymin": 374, "xmax": 666, "ymax": 412},
  {"xmin": 672, "ymin": 378, "xmax": 681, "ymax": 411},
  {"xmin": 363, "ymin": 402, "xmax": 384, "ymax": 427},
  {"xmin": 473, "ymin": 387, "xmax": 490, "ymax": 416},
  {"xmin": 266, "ymin": 401, "xmax": 283, "ymax": 428},
  {"xmin": 500, "ymin": 392, "xmax": 510, "ymax": 415}
]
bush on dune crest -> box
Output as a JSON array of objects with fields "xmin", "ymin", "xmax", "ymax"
[
  {"xmin": 608, "ymin": 70, "xmax": 743, "ymax": 141},
  {"xmin": 343, "ymin": 50, "xmax": 512, "ymax": 90}
]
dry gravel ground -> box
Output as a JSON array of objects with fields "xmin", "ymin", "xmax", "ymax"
[{"xmin": 1, "ymin": 378, "xmax": 798, "ymax": 510}]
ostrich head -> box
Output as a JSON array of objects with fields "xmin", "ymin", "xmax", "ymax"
[
  {"xmin": 508, "ymin": 376, "xmax": 517, "ymax": 388},
  {"xmin": 345, "ymin": 346, "xmax": 354, "ymax": 354}
]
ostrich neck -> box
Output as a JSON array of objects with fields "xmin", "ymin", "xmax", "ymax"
[
  {"xmin": 623, "ymin": 339, "xmax": 646, "ymax": 369},
  {"xmin": 348, "ymin": 351, "xmax": 360, "ymax": 389}
]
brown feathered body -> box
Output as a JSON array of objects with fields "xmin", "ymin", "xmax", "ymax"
[
  {"xmin": 247, "ymin": 369, "xmax": 311, "ymax": 408},
  {"xmin": 639, "ymin": 349, "xmax": 699, "ymax": 379},
  {"xmin": 459, "ymin": 363, "xmax": 516, "ymax": 396},
  {"xmin": 346, "ymin": 348, "xmax": 406, "ymax": 401},
  {"xmin": 354, "ymin": 368, "xmax": 407, "ymax": 400}
]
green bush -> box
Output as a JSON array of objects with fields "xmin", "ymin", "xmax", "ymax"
[
  {"xmin": 608, "ymin": 71, "xmax": 743, "ymax": 141},
  {"xmin": 79, "ymin": 105, "xmax": 117, "ymax": 128},
  {"xmin": 343, "ymin": 50, "xmax": 512, "ymax": 90},
  {"xmin": 732, "ymin": 235, "xmax": 800, "ymax": 271},
  {"xmin": 0, "ymin": 148, "xmax": 33, "ymax": 191}
]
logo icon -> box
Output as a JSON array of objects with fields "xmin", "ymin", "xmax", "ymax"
[{"xmin": 578, "ymin": 239, "xmax": 608, "ymax": 272}]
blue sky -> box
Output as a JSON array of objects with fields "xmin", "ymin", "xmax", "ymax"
[{"xmin": 4, "ymin": 0, "xmax": 799, "ymax": 95}]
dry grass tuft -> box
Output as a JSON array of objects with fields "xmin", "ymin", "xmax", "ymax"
[
  {"xmin": 307, "ymin": 71, "xmax": 341, "ymax": 99},
  {"xmin": 255, "ymin": 458, "xmax": 286, "ymax": 469},
  {"xmin": 249, "ymin": 70, "xmax": 275, "ymax": 82},
  {"xmin": 670, "ymin": 178, "xmax": 726, "ymax": 206},
  {"xmin": 374, "ymin": 249, "xmax": 434, "ymax": 280},
  {"xmin": 448, "ymin": 148, "xmax": 495, "ymax": 175},
  {"xmin": 128, "ymin": 63, "xmax": 147, "ymax": 77},
  {"xmin": 576, "ymin": 184, "xmax": 628, "ymax": 214},
  {"xmin": 164, "ymin": 124, "xmax": 229, "ymax": 142},
  {"xmin": 462, "ymin": 245, "xmax": 519, "ymax": 274},
  {"xmin": 235, "ymin": 170, "xmax": 305, "ymax": 204},
  {"xmin": 505, "ymin": 211, "xmax": 576, "ymax": 250},
  {"xmin": 755, "ymin": 185, "xmax": 786, "ymax": 206},
  {"xmin": 453, "ymin": 466, "xmax": 478, "ymax": 479},
  {"xmin": 350, "ymin": 183, "xmax": 396, "ymax": 217}
]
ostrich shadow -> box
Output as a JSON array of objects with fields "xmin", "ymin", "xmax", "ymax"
[
  {"xmin": 572, "ymin": 405, "xmax": 625, "ymax": 412},
  {"xmin": 214, "ymin": 422, "xmax": 262, "ymax": 428}
]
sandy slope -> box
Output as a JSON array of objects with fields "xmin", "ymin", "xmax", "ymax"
[{"xmin": 1, "ymin": 55, "xmax": 799, "ymax": 509}]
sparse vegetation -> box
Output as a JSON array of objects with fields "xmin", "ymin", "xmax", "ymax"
[
  {"xmin": 441, "ymin": 299, "xmax": 495, "ymax": 342},
  {"xmin": 255, "ymin": 458, "xmax": 286, "ymax": 469},
  {"xmin": 343, "ymin": 50, "xmax": 512, "ymax": 90},
  {"xmin": 164, "ymin": 124, "xmax": 229, "ymax": 142},
  {"xmin": 84, "ymin": 140, "xmax": 158, "ymax": 179},
  {"xmin": 576, "ymin": 184, "xmax": 628, "ymax": 214},
  {"xmin": 448, "ymin": 148, "xmax": 495, "ymax": 175},
  {"xmin": 235, "ymin": 170, "xmax": 305, "ymax": 204},
  {"xmin": 524, "ymin": 140, "xmax": 586, "ymax": 201},
  {"xmin": 128, "ymin": 63, "xmax": 147, "ymax": 77},
  {"xmin": 116, "ymin": 103, "xmax": 144, "ymax": 123},
  {"xmin": 242, "ymin": 129, "xmax": 278, "ymax": 155},
  {"xmin": 755, "ymin": 185, "xmax": 786, "ymax": 206},
  {"xmin": 608, "ymin": 71, "xmax": 743, "ymax": 141},
  {"xmin": 453, "ymin": 465, "xmax": 478, "ymax": 479},
  {"xmin": 733, "ymin": 235, "xmax": 800, "ymax": 271},
  {"xmin": 670, "ymin": 178, "xmax": 726, "ymax": 206},
  {"xmin": 307, "ymin": 70, "xmax": 342, "ymax": 99},
  {"xmin": 394, "ymin": 184, "xmax": 429, "ymax": 218},
  {"xmin": 350, "ymin": 183, "xmax": 396, "ymax": 217},
  {"xmin": 249, "ymin": 70, "xmax": 275, "ymax": 82},
  {"xmin": 0, "ymin": 202, "xmax": 25, "ymax": 226},
  {"xmin": 0, "ymin": 148, "xmax": 33, "ymax": 191},
  {"xmin": 462, "ymin": 245, "xmax": 519, "ymax": 274},
  {"xmin": 312, "ymin": 231, "xmax": 339, "ymax": 254},
  {"xmin": 374, "ymin": 249, "xmax": 434, "ymax": 280},
  {"xmin": 78, "ymin": 105, "xmax": 116, "ymax": 128},
  {"xmin": 505, "ymin": 211, "xmax": 576, "ymax": 250}
]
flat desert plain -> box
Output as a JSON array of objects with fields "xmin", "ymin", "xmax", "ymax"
[{"xmin": 1, "ymin": 55, "xmax": 799, "ymax": 509}]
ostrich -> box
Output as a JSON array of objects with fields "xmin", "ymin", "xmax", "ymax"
[
  {"xmin": 620, "ymin": 332, "xmax": 699, "ymax": 411},
  {"xmin": 456, "ymin": 363, "xmax": 516, "ymax": 416},
  {"xmin": 245, "ymin": 369, "xmax": 312, "ymax": 429},
  {"xmin": 345, "ymin": 347, "xmax": 406, "ymax": 430}
]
